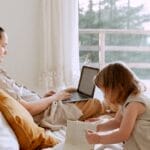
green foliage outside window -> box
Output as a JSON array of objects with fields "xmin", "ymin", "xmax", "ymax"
[{"xmin": 79, "ymin": 0, "xmax": 150, "ymax": 79}]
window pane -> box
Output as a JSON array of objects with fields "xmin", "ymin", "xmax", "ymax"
[{"xmin": 79, "ymin": 0, "xmax": 150, "ymax": 84}]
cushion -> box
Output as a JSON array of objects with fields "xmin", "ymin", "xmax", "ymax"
[
  {"xmin": 0, "ymin": 112, "xmax": 19, "ymax": 150},
  {"xmin": 0, "ymin": 90, "xmax": 58, "ymax": 150}
]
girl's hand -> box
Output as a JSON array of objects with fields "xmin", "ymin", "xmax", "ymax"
[
  {"xmin": 85, "ymin": 130, "xmax": 100, "ymax": 144},
  {"xmin": 85, "ymin": 117, "xmax": 100, "ymax": 122}
]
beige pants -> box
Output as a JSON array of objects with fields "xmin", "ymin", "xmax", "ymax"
[{"xmin": 75, "ymin": 99, "xmax": 105, "ymax": 121}]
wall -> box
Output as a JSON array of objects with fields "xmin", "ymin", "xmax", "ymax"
[{"xmin": 0, "ymin": 0, "xmax": 42, "ymax": 93}]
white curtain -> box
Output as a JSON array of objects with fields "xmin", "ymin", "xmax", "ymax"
[{"xmin": 40, "ymin": 0, "xmax": 80, "ymax": 91}]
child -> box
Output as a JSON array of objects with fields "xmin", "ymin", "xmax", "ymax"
[{"xmin": 85, "ymin": 61, "xmax": 150, "ymax": 150}]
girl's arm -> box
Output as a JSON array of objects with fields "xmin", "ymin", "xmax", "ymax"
[
  {"xmin": 97, "ymin": 109, "xmax": 122, "ymax": 132},
  {"xmin": 86, "ymin": 101, "xmax": 145, "ymax": 144}
]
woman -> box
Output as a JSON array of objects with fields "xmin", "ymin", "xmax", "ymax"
[{"xmin": 0, "ymin": 27, "xmax": 104, "ymax": 127}]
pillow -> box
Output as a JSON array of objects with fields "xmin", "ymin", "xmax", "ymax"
[
  {"xmin": 0, "ymin": 112, "xmax": 19, "ymax": 150},
  {"xmin": 0, "ymin": 90, "xmax": 58, "ymax": 150}
]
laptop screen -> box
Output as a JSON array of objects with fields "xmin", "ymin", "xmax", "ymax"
[{"xmin": 78, "ymin": 66, "xmax": 99, "ymax": 97}]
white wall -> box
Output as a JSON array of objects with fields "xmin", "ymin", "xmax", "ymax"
[{"xmin": 0, "ymin": 0, "xmax": 42, "ymax": 92}]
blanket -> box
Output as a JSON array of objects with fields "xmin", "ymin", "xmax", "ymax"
[{"xmin": 36, "ymin": 101, "xmax": 83, "ymax": 131}]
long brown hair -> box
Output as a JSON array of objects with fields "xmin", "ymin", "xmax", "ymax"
[
  {"xmin": 94, "ymin": 62, "xmax": 143, "ymax": 105},
  {"xmin": 0, "ymin": 27, "xmax": 5, "ymax": 39}
]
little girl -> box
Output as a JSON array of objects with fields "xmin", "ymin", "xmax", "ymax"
[{"xmin": 85, "ymin": 61, "xmax": 150, "ymax": 150}]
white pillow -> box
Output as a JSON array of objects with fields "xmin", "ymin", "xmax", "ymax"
[{"xmin": 0, "ymin": 112, "xmax": 19, "ymax": 150}]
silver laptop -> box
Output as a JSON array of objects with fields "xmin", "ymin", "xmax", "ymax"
[{"xmin": 63, "ymin": 66, "xmax": 99, "ymax": 103}]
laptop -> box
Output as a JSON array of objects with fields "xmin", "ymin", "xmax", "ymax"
[{"xmin": 63, "ymin": 66, "xmax": 99, "ymax": 103}]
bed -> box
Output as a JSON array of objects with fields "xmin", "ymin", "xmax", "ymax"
[
  {"xmin": 0, "ymin": 111, "xmax": 123, "ymax": 150},
  {"xmin": 0, "ymin": 89, "xmax": 123, "ymax": 150},
  {"xmin": 43, "ymin": 122, "xmax": 123, "ymax": 150}
]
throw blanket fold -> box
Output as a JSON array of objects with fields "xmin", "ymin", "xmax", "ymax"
[{"xmin": 37, "ymin": 101, "xmax": 83, "ymax": 131}]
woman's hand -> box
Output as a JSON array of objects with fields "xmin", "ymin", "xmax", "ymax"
[
  {"xmin": 63, "ymin": 87, "xmax": 77, "ymax": 93},
  {"xmin": 51, "ymin": 90, "xmax": 72, "ymax": 101},
  {"xmin": 85, "ymin": 130, "xmax": 100, "ymax": 144},
  {"xmin": 44, "ymin": 90, "xmax": 56, "ymax": 97}
]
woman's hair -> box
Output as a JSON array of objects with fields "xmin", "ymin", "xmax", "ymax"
[
  {"xmin": 94, "ymin": 61, "xmax": 143, "ymax": 105},
  {"xmin": 0, "ymin": 27, "xmax": 5, "ymax": 39}
]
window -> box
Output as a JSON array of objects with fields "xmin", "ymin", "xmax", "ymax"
[{"xmin": 79, "ymin": 0, "xmax": 150, "ymax": 86}]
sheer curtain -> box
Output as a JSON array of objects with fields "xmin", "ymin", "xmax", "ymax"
[{"xmin": 40, "ymin": 0, "xmax": 80, "ymax": 91}]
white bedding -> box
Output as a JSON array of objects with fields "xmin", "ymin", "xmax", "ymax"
[
  {"xmin": 0, "ymin": 112, "xmax": 19, "ymax": 150},
  {"xmin": 43, "ymin": 128, "xmax": 123, "ymax": 150},
  {"xmin": 43, "ymin": 116, "xmax": 123, "ymax": 150},
  {"xmin": 0, "ymin": 112, "xmax": 123, "ymax": 150}
]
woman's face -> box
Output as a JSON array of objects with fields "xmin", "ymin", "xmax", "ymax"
[{"xmin": 0, "ymin": 32, "xmax": 8, "ymax": 62}]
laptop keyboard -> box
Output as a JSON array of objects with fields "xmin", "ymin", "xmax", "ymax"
[
  {"xmin": 63, "ymin": 92, "xmax": 90, "ymax": 103},
  {"xmin": 72, "ymin": 93, "xmax": 89, "ymax": 99}
]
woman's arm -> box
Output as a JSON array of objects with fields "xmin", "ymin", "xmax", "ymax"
[
  {"xmin": 20, "ymin": 91, "xmax": 71, "ymax": 116},
  {"xmin": 43, "ymin": 90, "xmax": 56, "ymax": 97}
]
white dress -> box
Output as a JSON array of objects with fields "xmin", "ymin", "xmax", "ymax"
[
  {"xmin": 122, "ymin": 93, "xmax": 150, "ymax": 150},
  {"xmin": 0, "ymin": 68, "xmax": 40, "ymax": 102}
]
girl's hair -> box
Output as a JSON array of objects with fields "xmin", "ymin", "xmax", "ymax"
[
  {"xmin": 0, "ymin": 27, "xmax": 5, "ymax": 39},
  {"xmin": 94, "ymin": 61, "xmax": 143, "ymax": 105}
]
